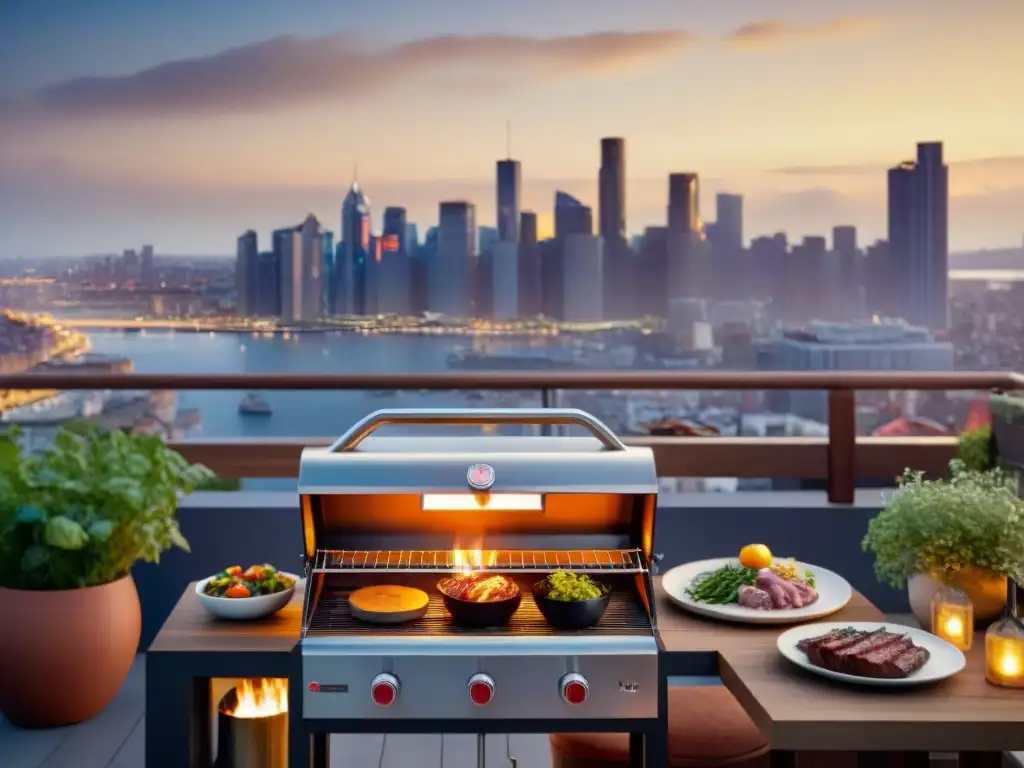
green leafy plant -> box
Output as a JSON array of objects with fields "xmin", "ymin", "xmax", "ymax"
[
  {"xmin": 862, "ymin": 460, "xmax": 1024, "ymax": 588},
  {"xmin": 0, "ymin": 425, "xmax": 215, "ymax": 590},
  {"xmin": 958, "ymin": 425, "xmax": 993, "ymax": 472}
]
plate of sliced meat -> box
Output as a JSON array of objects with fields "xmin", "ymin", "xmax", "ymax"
[
  {"xmin": 777, "ymin": 622, "xmax": 967, "ymax": 686},
  {"xmin": 661, "ymin": 557, "xmax": 853, "ymax": 624}
]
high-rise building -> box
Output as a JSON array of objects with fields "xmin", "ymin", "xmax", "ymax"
[
  {"xmin": 340, "ymin": 179, "xmax": 371, "ymax": 315},
  {"xmin": 277, "ymin": 215, "xmax": 325, "ymax": 322},
  {"xmin": 496, "ymin": 159, "xmax": 521, "ymax": 243},
  {"xmin": 887, "ymin": 142, "xmax": 949, "ymax": 329},
  {"xmin": 518, "ymin": 211, "xmax": 541, "ymax": 317},
  {"xmin": 638, "ymin": 227, "xmax": 669, "ymax": 318},
  {"xmin": 433, "ymin": 202, "xmax": 476, "ymax": 317},
  {"xmin": 715, "ymin": 194, "xmax": 743, "ymax": 252},
  {"xmin": 321, "ymin": 231, "xmax": 335, "ymax": 314},
  {"xmin": 668, "ymin": 173, "xmax": 699, "ymax": 233},
  {"xmin": 562, "ymin": 234, "xmax": 603, "ymax": 322},
  {"xmin": 377, "ymin": 207, "xmax": 410, "ymax": 315},
  {"xmin": 599, "ymin": 138, "xmax": 627, "ymax": 318},
  {"xmin": 549, "ymin": 192, "xmax": 593, "ymax": 320},
  {"xmin": 235, "ymin": 230, "xmax": 258, "ymax": 316},
  {"xmin": 831, "ymin": 225, "xmax": 861, "ymax": 319},
  {"xmin": 667, "ymin": 173, "xmax": 705, "ymax": 302},
  {"xmin": 254, "ymin": 251, "xmax": 281, "ymax": 316},
  {"xmin": 140, "ymin": 244, "xmax": 155, "ymax": 285},
  {"xmin": 554, "ymin": 192, "xmax": 592, "ymax": 238},
  {"xmin": 491, "ymin": 241, "xmax": 518, "ymax": 320}
]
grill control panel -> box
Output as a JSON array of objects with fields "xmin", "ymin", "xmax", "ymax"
[
  {"xmin": 302, "ymin": 641, "xmax": 658, "ymax": 721},
  {"xmin": 370, "ymin": 673, "xmax": 400, "ymax": 707},
  {"xmin": 468, "ymin": 673, "xmax": 495, "ymax": 706},
  {"xmin": 559, "ymin": 673, "xmax": 589, "ymax": 705}
]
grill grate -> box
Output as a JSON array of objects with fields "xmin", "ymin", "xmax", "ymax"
[
  {"xmin": 306, "ymin": 580, "xmax": 651, "ymax": 637},
  {"xmin": 312, "ymin": 548, "xmax": 646, "ymax": 574}
]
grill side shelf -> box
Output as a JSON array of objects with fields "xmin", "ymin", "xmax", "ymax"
[{"xmin": 311, "ymin": 548, "xmax": 647, "ymax": 574}]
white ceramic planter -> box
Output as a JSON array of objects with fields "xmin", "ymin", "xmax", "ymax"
[{"xmin": 907, "ymin": 573, "xmax": 941, "ymax": 628}]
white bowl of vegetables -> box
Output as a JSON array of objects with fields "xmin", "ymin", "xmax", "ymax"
[{"xmin": 196, "ymin": 564, "xmax": 299, "ymax": 620}]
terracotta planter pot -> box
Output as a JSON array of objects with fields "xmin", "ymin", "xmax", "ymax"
[
  {"xmin": 0, "ymin": 574, "xmax": 141, "ymax": 728},
  {"xmin": 907, "ymin": 569, "xmax": 1007, "ymax": 627}
]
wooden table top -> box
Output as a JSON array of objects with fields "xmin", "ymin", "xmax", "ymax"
[
  {"xmin": 654, "ymin": 577, "xmax": 1024, "ymax": 753},
  {"xmin": 147, "ymin": 581, "xmax": 304, "ymax": 654}
]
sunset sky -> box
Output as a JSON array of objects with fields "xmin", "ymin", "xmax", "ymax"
[{"xmin": 0, "ymin": 0, "xmax": 1022, "ymax": 257}]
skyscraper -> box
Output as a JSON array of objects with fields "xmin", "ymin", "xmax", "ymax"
[
  {"xmin": 562, "ymin": 234, "xmax": 603, "ymax": 322},
  {"xmin": 887, "ymin": 142, "xmax": 949, "ymax": 329},
  {"xmin": 434, "ymin": 202, "xmax": 476, "ymax": 317},
  {"xmin": 666, "ymin": 173, "xmax": 705, "ymax": 302},
  {"xmin": 235, "ymin": 230, "xmax": 258, "ymax": 316},
  {"xmin": 378, "ymin": 207, "xmax": 410, "ymax": 315},
  {"xmin": 496, "ymin": 159, "xmax": 521, "ymax": 243},
  {"xmin": 518, "ymin": 211, "xmax": 541, "ymax": 317},
  {"xmin": 277, "ymin": 215, "xmax": 324, "ymax": 322},
  {"xmin": 599, "ymin": 138, "xmax": 627, "ymax": 318},
  {"xmin": 340, "ymin": 179, "xmax": 371, "ymax": 315},
  {"xmin": 715, "ymin": 194, "xmax": 743, "ymax": 253},
  {"xmin": 667, "ymin": 173, "xmax": 699, "ymax": 234},
  {"xmin": 554, "ymin": 191, "xmax": 593, "ymax": 239}
]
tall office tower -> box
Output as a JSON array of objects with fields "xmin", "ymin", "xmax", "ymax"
[
  {"xmin": 411, "ymin": 227, "xmax": 437, "ymax": 316},
  {"xmin": 518, "ymin": 211, "xmax": 541, "ymax": 317},
  {"xmin": 122, "ymin": 249, "xmax": 140, "ymax": 281},
  {"xmin": 831, "ymin": 225, "xmax": 861, "ymax": 319},
  {"xmin": 713, "ymin": 194, "xmax": 744, "ymax": 299},
  {"xmin": 750, "ymin": 233, "xmax": 788, "ymax": 302},
  {"xmin": 638, "ymin": 227, "xmax": 669, "ymax": 318},
  {"xmin": 666, "ymin": 173, "xmax": 705, "ymax": 302},
  {"xmin": 340, "ymin": 179, "xmax": 371, "ymax": 315},
  {"xmin": 599, "ymin": 138, "xmax": 627, "ymax": 317},
  {"xmin": 779, "ymin": 236, "xmax": 827, "ymax": 322},
  {"xmin": 276, "ymin": 215, "xmax": 324, "ymax": 323},
  {"xmin": 864, "ymin": 239, "xmax": 891, "ymax": 317},
  {"xmin": 377, "ymin": 207, "xmax": 410, "ymax": 315},
  {"xmin": 491, "ymin": 241, "xmax": 519, "ymax": 320},
  {"xmin": 715, "ymin": 194, "xmax": 743, "ymax": 252},
  {"xmin": 562, "ymin": 234, "xmax": 603, "ymax": 322},
  {"xmin": 321, "ymin": 231, "xmax": 335, "ymax": 314},
  {"xmin": 255, "ymin": 251, "xmax": 281, "ymax": 316},
  {"xmin": 496, "ymin": 159, "xmax": 521, "ymax": 243},
  {"xmin": 140, "ymin": 244, "xmax": 155, "ymax": 284},
  {"xmin": 549, "ymin": 192, "xmax": 594, "ymax": 320},
  {"xmin": 235, "ymin": 230, "xmax": 258, "ymax": 316},
  {"xmin": 433, "ymin": 202, "xmax": 476, "ymax": 317},
  {"xmin": 887, "ymin": 142, "xmax": 949, "ymax": 329}
]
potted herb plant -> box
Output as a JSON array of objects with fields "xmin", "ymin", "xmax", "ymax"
[
  {"xmin": 0, "ymin": 424, "xmax": 214, "ymax": 728},
  {"xmin": 863, "ymin": 460, "xmax": 1024, "ymax": 626}
]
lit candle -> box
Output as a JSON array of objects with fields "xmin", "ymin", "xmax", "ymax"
[
  {"xmin": 930, "ymin": 586, "xmax": 973, "ymax": 651},
  {"xmin": 985, "ymin": 614, "xmax": 1024, "ymax": 688}
]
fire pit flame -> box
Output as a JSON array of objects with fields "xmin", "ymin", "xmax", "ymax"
[{"xmin": 222, "ymin": 678, "xmax": 288, "ymax": 719}]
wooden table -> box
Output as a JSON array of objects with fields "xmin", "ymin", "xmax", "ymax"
[
  {"xmin": 145, "ymin": 582, "xmax": 308, "ymax": 768},
  {"xmin": 655, "ymin": 577, "xmax": 1024, "ymax": 768}
]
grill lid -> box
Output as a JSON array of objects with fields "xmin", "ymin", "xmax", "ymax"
[{"xmin": 298, "ymin": 408, "xmax": 658, "ymax": 495}]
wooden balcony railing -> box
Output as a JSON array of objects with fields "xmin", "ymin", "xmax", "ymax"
[{"xmin": 1, "ymin": 371, "xmax": 1022, "ymax": 504}]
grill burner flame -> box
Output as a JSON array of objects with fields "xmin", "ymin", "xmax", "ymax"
[{"xmin": 452, "ymin": 548, "xmax": 498, "ymax": 574}]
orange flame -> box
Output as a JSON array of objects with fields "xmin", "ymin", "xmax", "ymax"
[
  {"xmin": 225, "ymin": 678, "xmax": 288, "ymax": 718},
  {"xmin": 451, "ymin": 541, "xmax": 497, "ymax": 573}
]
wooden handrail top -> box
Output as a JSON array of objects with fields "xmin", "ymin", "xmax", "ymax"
[{"xmin": 0, "ymin": 371, "xmax": 1021, "ymax": 392}]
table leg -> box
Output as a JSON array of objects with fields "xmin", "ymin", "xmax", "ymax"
[
  {"xmin": 146, "ymin": 654, "xmax": 211, "ymax": 768},
  {"xmin": 310, "ymin": 733, "xmax": 330, "ymax": 768},
  {"xmin": 630, "ymin": 728, "xmax": 668, "ymax": 768},
  {"xmin": 960, "ymin": 753, "xmax": 1005, "ymax": 768}
]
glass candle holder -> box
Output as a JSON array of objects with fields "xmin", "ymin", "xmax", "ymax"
[
  {"xmin": 985, "ymin": 610, "xmax": 1024, "ymax": 688},
  {"xmin": 930, "ymin": 584, "xmax": 973, "ymax": 651}
]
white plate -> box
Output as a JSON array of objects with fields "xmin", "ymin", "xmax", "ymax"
[
  {"xmin": 196, "ymin": 572, "xmax": 301, "ymax": 620},
  {"xmin": 777, "ymin": 621, "xmax": 967, "ymax": 687},
  {"xmin": 661, "ymin": 558, "xmax": 852, "ymax": 624}
]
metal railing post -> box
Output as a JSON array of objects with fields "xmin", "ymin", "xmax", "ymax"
[{"xmin": 827, "ymin": 389, "xmax": 857, "ymax": 504}]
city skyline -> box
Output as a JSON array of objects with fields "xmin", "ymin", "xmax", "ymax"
[{"xmin": 1, "ymin": 0, "xmax": 1022, "ymax": 256}]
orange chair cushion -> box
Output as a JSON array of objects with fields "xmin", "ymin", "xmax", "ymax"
[{"xmin": 549, "ymin": 686, "xmax": 770, "ymax": 767}]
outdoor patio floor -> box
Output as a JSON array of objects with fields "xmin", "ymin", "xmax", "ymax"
[{"xmin": 3, "ymin": 616, "xmax": 1020, "ymax": 768}]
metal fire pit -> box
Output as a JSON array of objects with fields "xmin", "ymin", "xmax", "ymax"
[{"xmin": 216, "ymin": 683, "xmax": 288, "ymax": 768}]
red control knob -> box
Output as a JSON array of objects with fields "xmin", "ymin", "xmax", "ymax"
[
  {"xmin": 371, "ymin": 673, "xmax": 400, "ymax": 707},
  {"xmin": 468, "ymin": 673, "xmax": 495, "ymax": 706},
  {"xmin": 560, "ymin": 673, "xmax": 589, "ymax": 705}
]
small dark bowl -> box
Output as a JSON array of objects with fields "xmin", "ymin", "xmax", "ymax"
[
  {"xmin": 437, "ymin": 579, "xmax": 522, "ymax": 628},
  {"xmin": 532, "ymin": 579, "xmax": 611, "ymax": 630}
]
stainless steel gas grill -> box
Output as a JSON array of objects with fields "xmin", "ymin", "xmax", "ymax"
[{"xmin": 294, "ymin": 408, "xmax": 667, "ymax": 768}]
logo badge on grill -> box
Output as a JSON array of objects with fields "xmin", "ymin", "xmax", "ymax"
[{"xmin": 467, "ymin": 463, "xmax": 495, "ymax": 491}]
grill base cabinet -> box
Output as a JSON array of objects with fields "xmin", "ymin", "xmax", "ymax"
[{"xmin": 292, "ymin": 408, "xmax": 668, "ymax": 767}]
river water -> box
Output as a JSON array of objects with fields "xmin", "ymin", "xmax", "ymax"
[{"xmin": 85, "ymin": 330, "xmax": 546, "ymax": 441}]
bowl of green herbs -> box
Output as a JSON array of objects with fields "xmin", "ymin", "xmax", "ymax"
[{"xmin": 533, "ymin": 570, "xmax": 611, "ymax": 629}]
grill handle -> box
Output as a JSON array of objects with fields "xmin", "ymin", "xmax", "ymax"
[{"xmin": 328, "ymin": 408, "xmax": 628, "ymax": 452}]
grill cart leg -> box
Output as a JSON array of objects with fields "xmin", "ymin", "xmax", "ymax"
[
  {"xmin": 477, "ymin": 733, "xmax": 487, "ymax": 768},
  {"xmin": 310, "ymin": 733, "xmax": 329, "ymax": 768},
  {"xmin": 630, "ymin": 730, "xmax": 669, "ymax": 768}
]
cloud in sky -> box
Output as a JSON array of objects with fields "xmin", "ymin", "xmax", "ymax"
[
  {"xmin": 0, "ymin": 16, "xmax": 880, "ymax": 121},
  {"xmin": 2, "ymin": 30, "xmax": 693, "ymax": 119},
  {"xmin": 724, "ymin": 16, "xmax": 880, "ymax": 51}
]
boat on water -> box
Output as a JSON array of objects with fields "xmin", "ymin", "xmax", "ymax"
[{"xmin": 238, "ymin": 392, "xmax": 272, "ymax": 416}]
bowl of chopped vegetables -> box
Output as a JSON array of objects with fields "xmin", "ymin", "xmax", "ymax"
[
  {"xmin": 196, "ymin": 564, "xmax": 299, "ymax": 620},
  {"xmin": 532, "ymin": 571, "xmax": 611, "ymax": 629}
]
